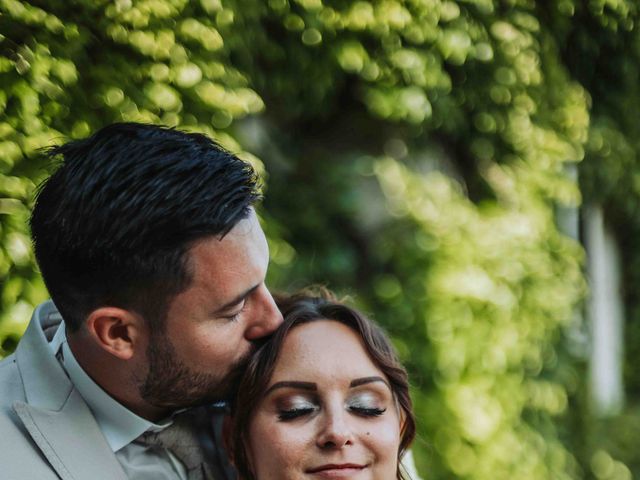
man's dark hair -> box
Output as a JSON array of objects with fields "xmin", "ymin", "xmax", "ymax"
[{"xmin": 30, "ymin": 122, "xmax": 261, "ymax": 331}]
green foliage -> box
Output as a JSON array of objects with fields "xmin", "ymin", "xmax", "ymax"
[
  {"xmin": 370, "ymin": 159, "xmax": 585, "ymax": 478},
  {"xmin": 1, "ymin": 0, "xmax": 638, "ymax": 478},
  {"xmin": 0, "ymin": 0, "xmax": 267, "ymax": 353},
  {"xmin": 240, "ymin": 1, "xmax": 590, "ymax": 478},
  {"xmin": 544, "ymin": 2, "xmax": 640, "ymax": 478}
]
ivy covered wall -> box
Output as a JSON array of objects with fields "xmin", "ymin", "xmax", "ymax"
[{"xmin": 2, "ymin": 1, "xmax": 639, "ymax": 478}]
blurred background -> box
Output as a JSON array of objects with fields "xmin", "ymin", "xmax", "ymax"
[{"xmin": 1, "ymin": 0, "xmax": 640, "ymax": 478}]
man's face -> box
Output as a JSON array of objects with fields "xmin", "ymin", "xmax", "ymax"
[{"xmin": 138, "ymin": 210, "xmax": 283, "ymax": 408}]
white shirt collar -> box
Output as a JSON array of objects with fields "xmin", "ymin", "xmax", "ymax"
[{"xmin": 50, "ymin": 321, "xmax": 171, "ymax": 452}]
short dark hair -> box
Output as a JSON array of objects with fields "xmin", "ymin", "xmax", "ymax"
[
  {"xmin": 230, "ymin": 289, "xmax": 416, "ymax": 480},
  {"xmin": 30, "ymin": 122, "xmax": 261, "ymax": 331}
]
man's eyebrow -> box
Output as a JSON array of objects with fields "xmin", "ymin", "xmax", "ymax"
[
  {"xmin": 350, "ymin": 376, "xmax": 391, "ymax": 389},
  {"xmin": 265, "ymin": 381, "xmax": 317, "ymax": 395},
  {"xmin": 214, "ymin": 284, "xmax": 260, "ymax": 314}
]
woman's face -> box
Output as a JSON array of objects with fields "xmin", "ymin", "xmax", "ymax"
[{"xmin": 247, "ymin": 320, "xmax": 402, "ymax": 479}]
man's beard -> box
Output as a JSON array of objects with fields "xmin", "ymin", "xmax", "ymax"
[{"xmin": 138, "ymin": 333, "xmax": 251, "ymax": 409}]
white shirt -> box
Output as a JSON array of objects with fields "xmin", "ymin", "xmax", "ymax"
[{"xmin": 49, "ymin": 322, "xmax": 188, "ymax": 479}]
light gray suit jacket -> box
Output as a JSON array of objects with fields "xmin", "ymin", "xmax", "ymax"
[{"xmin": 0, "ymin": 300, "xmax": 129, "ymax": 479}]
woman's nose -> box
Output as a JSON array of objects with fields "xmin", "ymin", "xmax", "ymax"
[{"xmin": 316, "ymin": 410, "xmax": 354, "ymax": 449}]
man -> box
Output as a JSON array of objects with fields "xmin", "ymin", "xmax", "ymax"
[{"xmin": 0, "ymin": 123, "xmax": 283, "ymax": 479}]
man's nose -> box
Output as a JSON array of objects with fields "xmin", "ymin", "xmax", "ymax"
[
  {"xmin": 316, "ymin": 409, "xmax": 354, "ymax": 449},
  {"xmin": 244, "ymin": 284, "xmax": 283, "ymax": 340}
]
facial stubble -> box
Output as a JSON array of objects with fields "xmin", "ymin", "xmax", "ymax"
[{"xmin": 138, "ymin": 332, "xmax": 250, "ymax": 409}]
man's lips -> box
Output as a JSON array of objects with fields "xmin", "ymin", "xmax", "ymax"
[{"xmin": 307, "ymin": 463, "xmax": 367, "ymax": 475}]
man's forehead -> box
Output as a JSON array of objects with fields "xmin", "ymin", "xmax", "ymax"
[
  {"xmin": 184, "ymin": 211, "xmax": 267, "ymax": 290},
  {"xmin": 225, "ymin": 209, "xmax": 260, "ymax": 237}
]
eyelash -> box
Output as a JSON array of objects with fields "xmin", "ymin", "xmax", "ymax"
[
  {"xmin": 277, "ymin": 405, "xmax": 386, "ymax": 421},
  {"xmin": 350, "ymin": 406, "xmax": 386, "ymax": 417},
  {"xmin": 224, "ymin": 304, "xmax": 246, "ymax": 322},
  {"xmin": 278, "ymin": 407, "xmax": 316, "ymax": 421}
]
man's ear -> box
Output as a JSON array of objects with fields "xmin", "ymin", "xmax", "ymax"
[{"xmin": 85, "ymin": 307, "xmax": 144, "ymax": 360}]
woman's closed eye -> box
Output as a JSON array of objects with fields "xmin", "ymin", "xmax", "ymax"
[
  {"xmin": 277, "ymin": 398, "xmax": 319, "ymax": 421},
  {"xmin": 347, "ymin": 392, "xmax": 387, "ymax": 417}
]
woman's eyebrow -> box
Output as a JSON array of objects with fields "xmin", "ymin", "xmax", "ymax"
[
  {"xmin": 265, "ymin": 381, "xmax": 317, "ymax": 395},
  {"xmin": 350, "ymin": 376, "xmax": 391, "ymax": 389}
]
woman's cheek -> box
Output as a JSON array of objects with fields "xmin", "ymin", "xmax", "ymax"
[
  {"xmin": 362, "ymin": 417, "xmax": 402, "ymax": 463},
  {"xmin": 249, "ymin": 415, "xmax": 312, "ymax": 478}
]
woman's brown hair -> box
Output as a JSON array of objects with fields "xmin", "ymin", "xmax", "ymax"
[{"xmin": 229, "ymin": 289, "xmax": 416, "ymax": 480}]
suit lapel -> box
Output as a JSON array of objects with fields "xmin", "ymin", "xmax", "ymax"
[
  {"xmin": 13, "ymin": 302, "xmax": 127, "ymax": 480},
  {"xmin": 14, "ymin": 390, "xmax": 127, "ymax": 480}
]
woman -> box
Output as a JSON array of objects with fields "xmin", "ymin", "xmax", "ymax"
[{"xmin": 229, "ymin": 290, "xmax": 416, "ymax": 479}]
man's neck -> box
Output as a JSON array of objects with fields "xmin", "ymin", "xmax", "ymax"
[{"xmin": 67, "ymin": 332, "xmax": 170, "ymax": 422}]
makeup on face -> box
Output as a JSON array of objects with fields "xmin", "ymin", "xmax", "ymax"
[
  {"xmin": 267, "ymin": 378, "xmax": 391, "ymax": 422},
  {"xmin": 247, "ymin": 320, "xmax": 402, "ymax": 480}
]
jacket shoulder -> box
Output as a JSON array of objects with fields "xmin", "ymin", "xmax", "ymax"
[{"xmin": 0, "ymin": 401, "xmax": 62, "ymax": 479}]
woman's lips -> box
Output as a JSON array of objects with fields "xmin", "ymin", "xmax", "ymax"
[{"xmin": 307, "ymin": 464, "xmax": 367, "ymax": 477}]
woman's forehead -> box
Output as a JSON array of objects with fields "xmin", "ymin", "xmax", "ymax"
[{"xmin": 269, "ymin": 320, "xmax": 387, "ymax": 384}]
